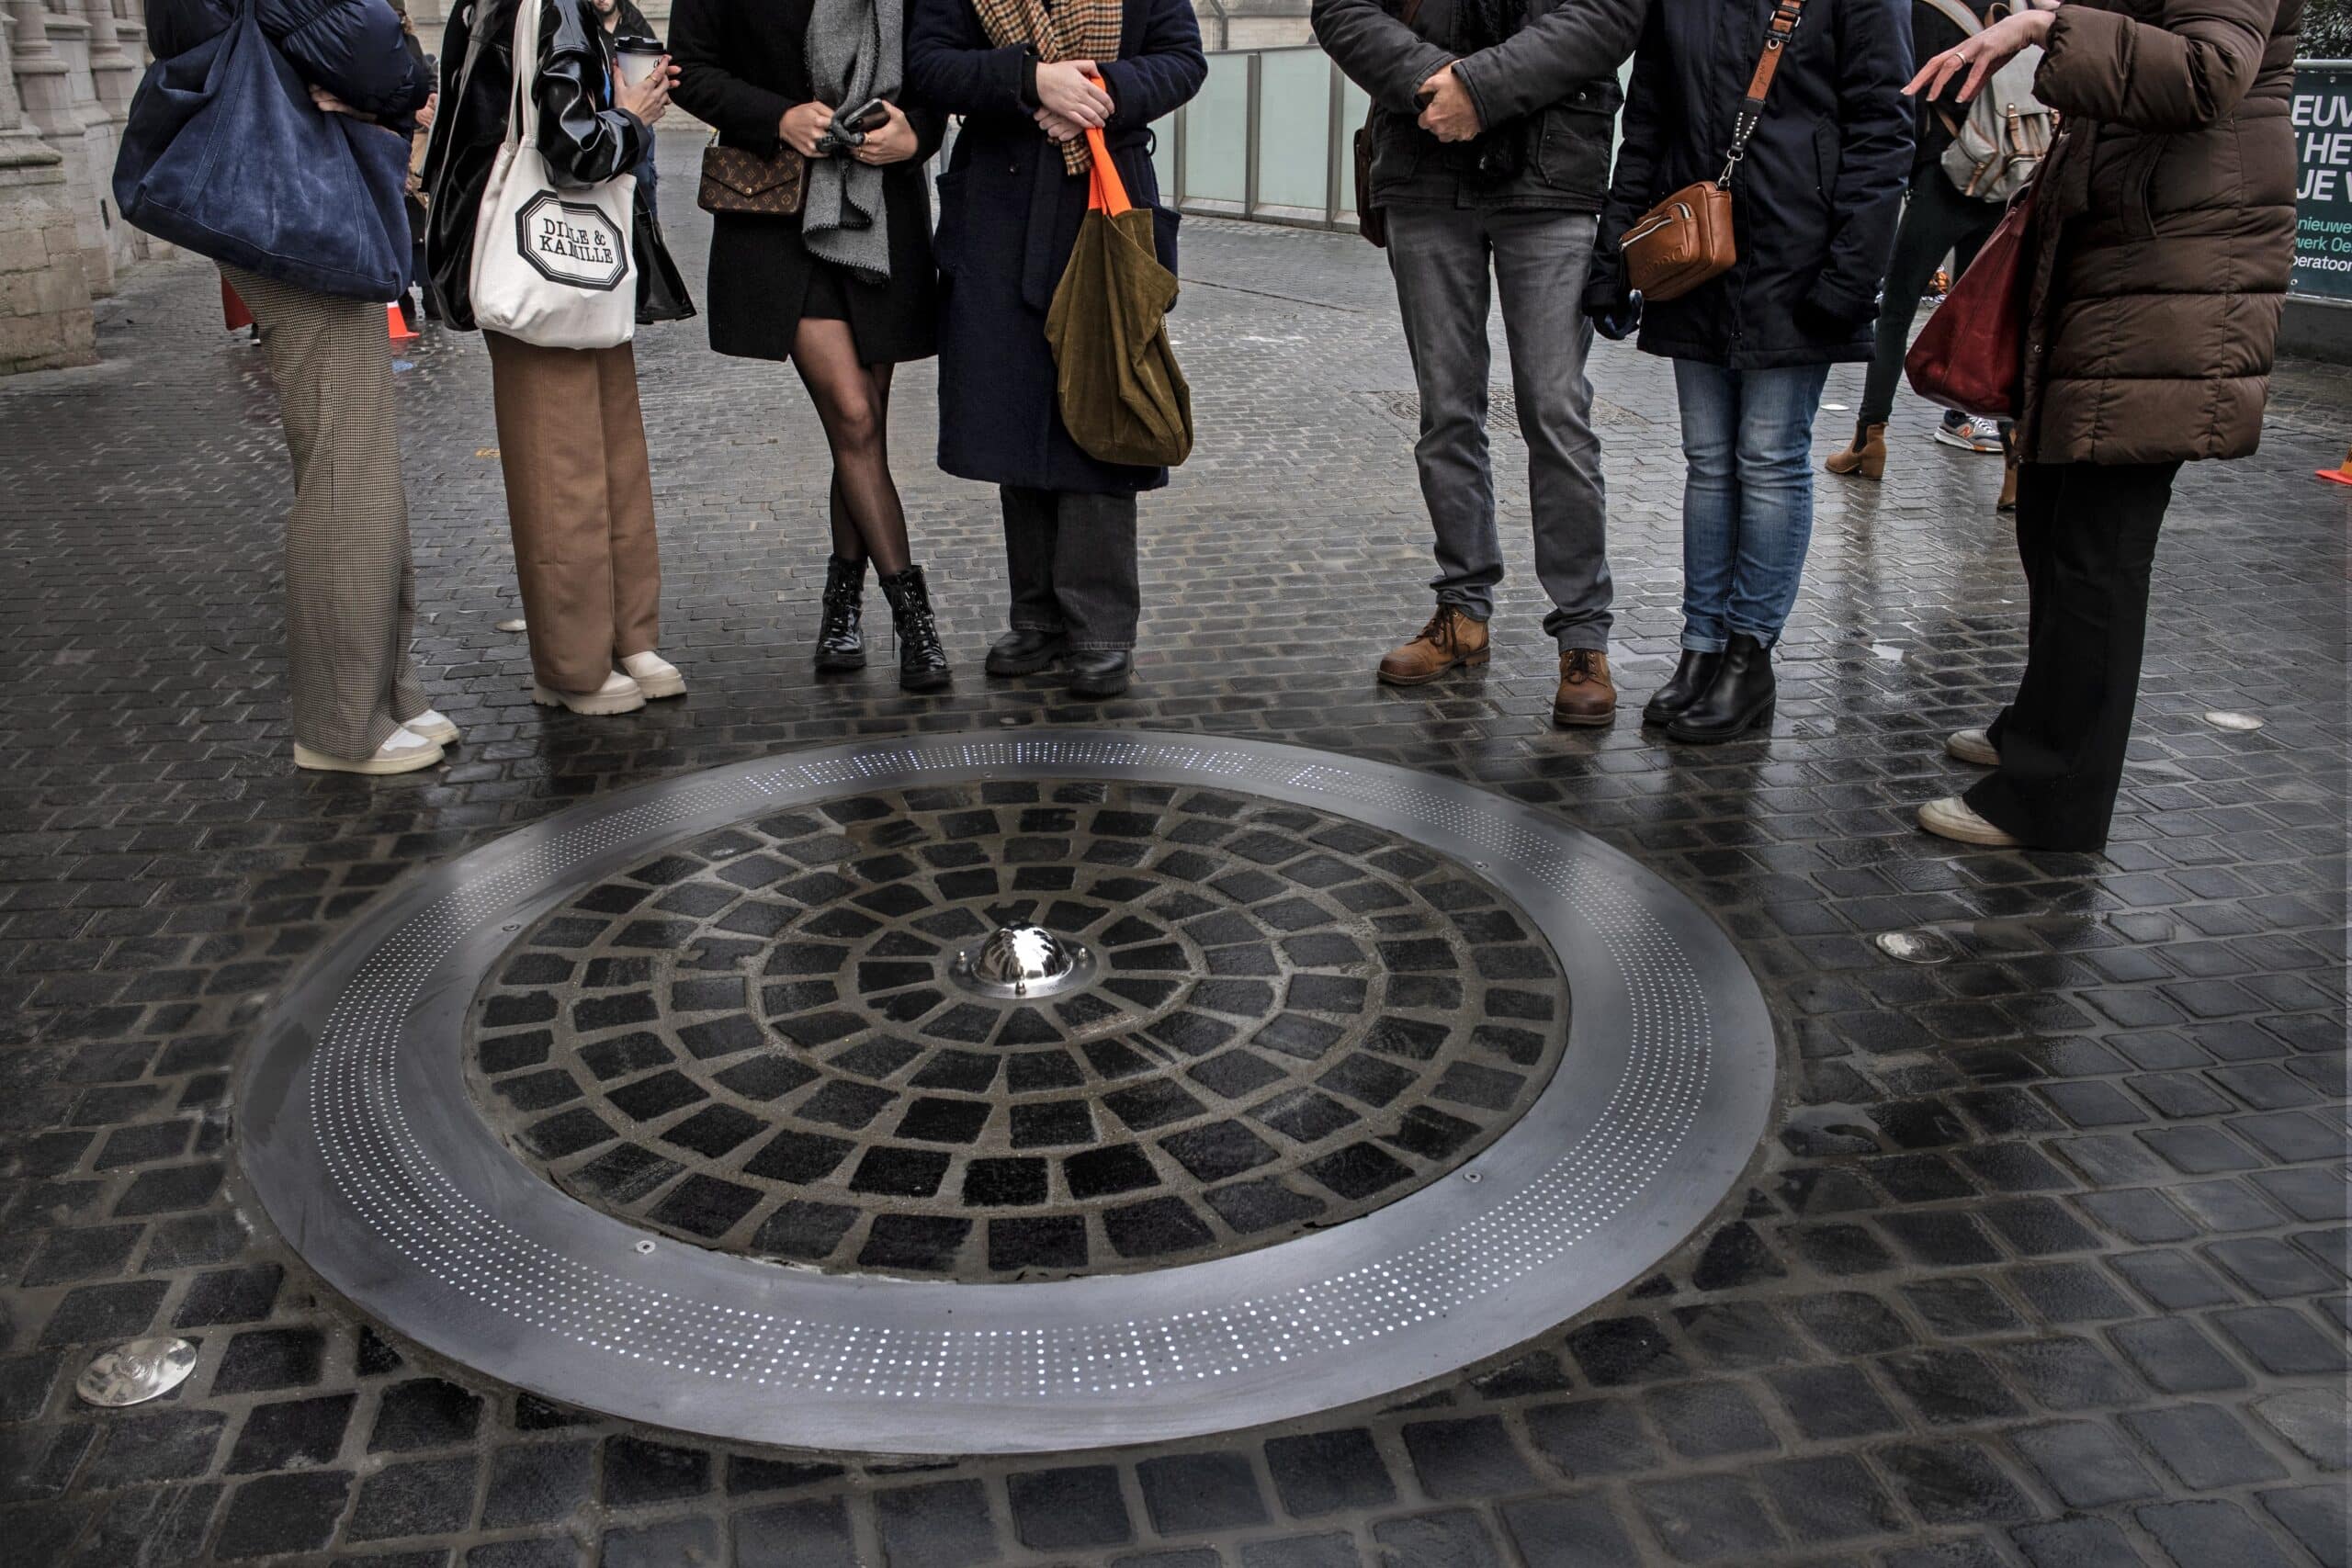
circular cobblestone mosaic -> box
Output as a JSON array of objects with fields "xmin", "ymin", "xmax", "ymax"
[
  {"xmin": 241, "ymin": 731, "xmax": 1776, "ymax": 1453},
  {"xmin": 467, "ymin": 783, "xmax": 1568, "ymax": 1280}
]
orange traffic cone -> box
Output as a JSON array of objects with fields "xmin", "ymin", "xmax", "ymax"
[
  {"xmin": 388, "ymin": 301, "xmax": 418, "ymax": 344},
  {"xmin": 2317, "ymin": 446, "xmax": 2352, "ymax": 488}
]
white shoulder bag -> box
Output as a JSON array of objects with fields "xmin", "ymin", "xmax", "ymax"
[{"xmin": 469, "ymin": 0, "xmax": 638, "ymax": 349}]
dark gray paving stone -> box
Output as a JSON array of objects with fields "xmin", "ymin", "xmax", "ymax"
[
  {"xmin": 2010, "ymin": 1421, "xmax": 2162, "ymax": 1508},
  {"xmin": 1400, "ymin": 1415, "xmax": 1538, "ymax": 1498},
  {"xmin": 213, "ymin": 1471, "xmax": 354, "ymax": 1559},
  {"xmin": 1136, "ymin": 1450, "xmax": 1269, "ymax": 1534},
  {"xmin": 736, "ymin": 1496, "xmax": 859, "ymax": 1568},
  {"xmin": 1370, "ymin": 1507, "xmax": 1506, "ymax": 1567},
  {"xmin": 481, "ymin": 1439, "xmax": 594, "ymax": 1528},
  {"xmin": 345, "ymin": 1455, "xmax": 478, "ymax": 1540},
  {"xmin": 1006, "ymin": 1463, "xmax": 1131, "ymax": 1550},
  {"xmin": 873, "ymin": 1478, "xmax": 1001, "ymax": 1567},
  {"xmin": 1500, "ymin": 1493, "xmax": 1646, "ymax": 1568},
  {"xmin": 1266, "ymin": 1427, "xmax": 1396, "ymax": 1517}
]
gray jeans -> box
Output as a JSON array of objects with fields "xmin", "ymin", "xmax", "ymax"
[
  {"xmin": 1001, "ymin": 487, "xmax": 1141, "ymax": 651},
  {"xmin": 1385, "ymin": 204, "xmax": 1612, "ymax": 650}
]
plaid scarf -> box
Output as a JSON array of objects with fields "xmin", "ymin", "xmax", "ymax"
[{"xmin": 970, "ymin": 0, "xmax": 1123, "ymax": 174}]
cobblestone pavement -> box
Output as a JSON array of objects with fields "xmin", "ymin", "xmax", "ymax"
[{"xmin": 2, "ymin": 129, "xmax": 2347, "ymax": 1566}]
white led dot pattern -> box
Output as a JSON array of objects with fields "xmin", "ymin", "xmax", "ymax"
[{"xmin": 242, "ymin": 732, "xmax": 1775, "ymax": 1452}]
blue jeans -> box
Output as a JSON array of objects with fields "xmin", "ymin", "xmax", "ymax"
[{"xmin": 1671, "ymin": 360, "xmax": 1831, "ymax": 652}]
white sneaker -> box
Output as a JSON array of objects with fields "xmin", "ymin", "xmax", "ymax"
[
  {"xmin": 1934, "ymin": 413, "xmax": 2006, "ymax": 454},
  {"xmin": 532, "ymin": 671, "xmax": 646, "ymax": 716},
  {"xmin": 619, "ymin": 650, "xmax": 685, "ymax": 699},
  {"xmin": 402, "ymin": 708, "xmax": 459, "ymax": 744},
  {"xmin": 1918, "ymin": 795, "xmax": 2020, "ymax": 847},
  {"xmin": 1946, "ymin": 728, "xmax": 1999, "ymax": 767},
  {"xmin": 294, "ymin": 726, "xmax": 446, "ymax": 775}
]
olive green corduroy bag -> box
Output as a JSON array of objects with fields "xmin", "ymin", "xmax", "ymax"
[{"xmin": 1046, "ymin": 122, "xmax": 1193, "ymax": 469}]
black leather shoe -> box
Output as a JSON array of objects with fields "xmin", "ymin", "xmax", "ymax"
[
  {"xmin": 1664, "ymin": 633, "xmax": 1775, "ymax": 743},
  {"xmin": 877, "ymin": 564, "xmax": 952, "ymax": 694},
  {"xmin": 1066, "ymin": 649, "xmax": 1133, "ymax": 698},
  {"xmin": 1641, "ymin": 649, "xmax": 1724, "ymax": 726},
  {"xmin": 986, "ymin": 627, "xmax": 1065, "ymax": 677},
  {"xmin": 814, "ymin": 555, "xmax": 865, "ymax": 671}
]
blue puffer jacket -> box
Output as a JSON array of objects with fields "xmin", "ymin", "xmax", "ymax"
[{"xmin": 145, "ymin": 0, "xmax": 432, "ymax": 121}]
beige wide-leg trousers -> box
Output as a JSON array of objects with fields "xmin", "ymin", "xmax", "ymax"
[
  {"xmin": 223, "ymin": 265, "xmax": 428, "ymax": 760},
  {"xmin": 482, "ymin": 331, "xmax": 662, "ymax": 694}
]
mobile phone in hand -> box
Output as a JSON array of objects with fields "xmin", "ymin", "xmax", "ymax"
[{"xmin": 814, "ymin": 96, "xmax": 888, "ymax": 154}]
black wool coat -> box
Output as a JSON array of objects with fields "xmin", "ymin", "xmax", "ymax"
[
  {"xmin": 669, "ymin": 0, "xmax": 944, "ymax": 365},
  {"xmin": 906, "ymin": 0, "xmax": 1205, "ymax": 495},
  {"xmin": 1592, "ymin": 0, "xmax": 1913, "ymax": 370}
]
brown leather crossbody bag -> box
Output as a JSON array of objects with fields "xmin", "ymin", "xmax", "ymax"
[
  {"xmin": 698, "ymin": 138, "xmax": 808, "ymax": 218},
  {"xmin": 1621, "ymin": 0, "xmax": 1804, "ymax": 302},
  {"xmin": 1351, "ymin": 0, "xmax": 1426, "ymax": 248}
]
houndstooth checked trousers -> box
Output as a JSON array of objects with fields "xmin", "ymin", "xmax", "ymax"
[{"xmin": 224, "ymin": 266, "xmax": 429, "ymax": 760}]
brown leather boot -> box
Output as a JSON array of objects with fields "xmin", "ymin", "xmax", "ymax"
[
  {"xmin": 1824, "ymin": 421, "xmax": 1887, "ymax": 479},
  {"xmin": 1552, "ymin": 648, "xmax": 1617, "ymax": 728},
  {"xmin": 1377, "ymin": 605, "xmax": 1490, "ymax": 686}
]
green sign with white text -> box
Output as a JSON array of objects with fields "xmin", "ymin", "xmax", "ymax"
[{"xmin": 2295, "ymin": 62, "xmax": 2352, "ymax": 301}]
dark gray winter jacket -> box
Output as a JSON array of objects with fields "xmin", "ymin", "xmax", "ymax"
[{"xmin": 1313, "ymin": 0, "xmax": 1646, "ymax": 211}]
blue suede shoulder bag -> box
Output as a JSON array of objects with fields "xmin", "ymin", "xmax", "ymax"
[{"xmin": 113, "ymin": 0, "xmax": 413, "ymax": 300}]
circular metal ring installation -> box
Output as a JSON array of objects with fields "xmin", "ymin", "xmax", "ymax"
[
  {"xmin": 948, "ymin": 922, "xmax": 1098, "ymax": 1000},
  {"xmin": 239, "ymin": 731, "xmax": 1775, "ymax": 1453}
]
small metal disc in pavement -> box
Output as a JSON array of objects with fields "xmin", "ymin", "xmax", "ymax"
[
  {"xmin": 2204, "ymin": 710, "xmax": 2265, "ymax": 732},
  {"xmin": 1876, "ymin": 930, "xmax": 1958, "ymax": 965},
  {"xmin": 77, "ymin": 1338, "xmax": 198, "ymax": 1407}
]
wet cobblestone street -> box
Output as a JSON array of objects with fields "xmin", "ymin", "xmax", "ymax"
[{"xmin": 2, "ymin": 130, "xmax": 2348, "ymax": 1565}]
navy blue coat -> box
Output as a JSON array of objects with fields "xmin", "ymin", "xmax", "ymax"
[
  {"xmin": 1592, "ymin": 0, "xmax": 1912, "ymax": 370},
  {"xmin": 146, "ymin": 0, "xmax": 430, "ymax": 122},
  {"xmin": 907, "ymin": 0, "xmax": 1205, "ymax": 495}
]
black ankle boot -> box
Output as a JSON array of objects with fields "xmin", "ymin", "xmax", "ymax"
[
  {"xmin": 877, "ymin": 564, "xmax": 952, "ymax": 693},
  {"xmin": 1665, "ymin": 633, "xmax": 1774, "ymax": 743},
  {"xmin": 1641, "ymin": 649, "xmax": 1724, "ymax": 726},
  {"xmin": 815, "ymin": 555, "xmax": 866, "ymax": 671},
  {"xmin": 986, "ymin": 627, "xmax": 1066, "ymax": 677},
  {"xmin": 1066, "ymin": 649, "xmax": 1133, "ymax": 698}
]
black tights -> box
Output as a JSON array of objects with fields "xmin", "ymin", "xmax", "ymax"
[{"xmin": 792, "ymin": 317, "xmax": 909, "ymax": 576}]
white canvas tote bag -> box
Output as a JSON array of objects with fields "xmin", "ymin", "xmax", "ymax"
[{"xmin": 469, "ymin": 0, "xmax": 638, "ymax": 349}]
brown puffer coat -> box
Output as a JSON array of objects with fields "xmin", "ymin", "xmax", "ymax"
[{"xmin": 2018, "ymin": 0, "xmax": 2301, "ymax": 465}]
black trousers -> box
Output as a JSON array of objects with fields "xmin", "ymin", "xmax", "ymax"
[
  {"xmin": 1858, "ymin": 174, "xmax": 2007, "ymax": 426},
  {"xmin": 1001, "ymin": 486, "xmax": 1140, "ymax": 651},
  {"xmin": 1966, "ymin": 459, "xmax": 2181, "ymax": 852}
]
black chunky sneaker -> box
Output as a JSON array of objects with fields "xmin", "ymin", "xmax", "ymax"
[{"xmin": 985, "ymin": 627, "xmax": 1066, "ymax": 676}]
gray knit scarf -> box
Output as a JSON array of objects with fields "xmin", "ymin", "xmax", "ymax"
[{"xmin": 803, "ymin": 0, "xmax": 899, "ymax": 284}]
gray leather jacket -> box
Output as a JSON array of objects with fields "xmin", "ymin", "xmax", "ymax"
[{"xmin": 1313, "ymin": 0, "xmax": 1646, "ymax": 210}]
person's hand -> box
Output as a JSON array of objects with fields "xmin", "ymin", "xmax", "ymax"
[
  {"xmin": 852, "ymin": 100, "xmax": 920, "ymax": 164},
  {"xmin": 310, "ymin": 85, "xmax": 367, "ymax": 118},
  {"xmin": 1417, "ymin": 63, "xmax": 1480, "ymax": 143},
  {"xmin": 1905, "ymin": 8, "xmax": 2052, "ymax": 104},
  {"xmin": 1036, "ymin": 61, "xmax": 1114, "ymax": 128},
  {"xmin": 781, "ymin": 98, "xmax": 833, "ymax": 157},
  {"xmin": 1034, "ymin": 107, "xmax": 1084, "ymax": 142},
  {"xmin": 414, "ymin": 91, "xmax": 437, "ymax": 130},
  {"xmin": 616, "ymin": 59, "xmax": 677, "ymax": 126}
]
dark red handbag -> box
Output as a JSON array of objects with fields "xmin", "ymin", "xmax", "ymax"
[{"xmin": 1905, "ymin": 186, "xmax": 2036, "ymax": 419}]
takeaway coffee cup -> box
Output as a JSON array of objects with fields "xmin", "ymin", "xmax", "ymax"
[{"xmin": 614, "ymin": 35, "xmax": 664, "ymax": 90}]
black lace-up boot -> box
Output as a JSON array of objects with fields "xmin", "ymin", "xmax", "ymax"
[
  {"xmin": 814, "ymin": 555, "xmax": 866, "ymax": 672},
  {"xmin": 877, "ymin": 564, "xmax": 952, "ymax": 694}
]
